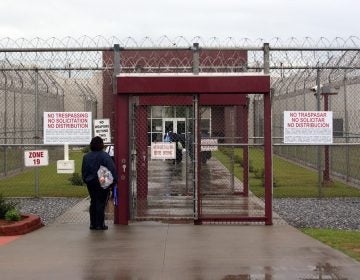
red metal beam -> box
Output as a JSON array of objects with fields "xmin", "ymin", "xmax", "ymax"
[
  {"xmin": 114, "ymin": 94, "xmax": 130, "ymax": 225},
  {"xmin": 264, "ymin": 92, "xmax": 273, "ymax": 225},
  {"xmin": 117, "ymin": 75, "xmax": 270, "ymax": 94}
]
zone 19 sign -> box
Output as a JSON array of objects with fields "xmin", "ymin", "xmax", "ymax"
[{"xmin": 24, "ymin": 150, "xmax": 49, "ymax": 167}]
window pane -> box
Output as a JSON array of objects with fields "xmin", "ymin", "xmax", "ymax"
[
  {"xmin": 163, "ymin": 106, "xmax": 174, "ymax": 118},
  {"xmin": 152, "ymin": 106, "xmax": 163, "ymax": 118},
  {"xmin": 200, "ymin": 107, "xmax": 211, "ymax": 118},
  {"xmin": 152, "ymin": 133, "xmax": 162, "ymax": 142},
  {"xmin": 200, "ymin": 119, "xmax": 210, "ymax": 136},
  {"xmin": 176, "ymin": 106, "xmax": 186, "ymax": 117},
  {"xmin": 152, "ymin": 119, "xmax": 162, "ymax": 132}
]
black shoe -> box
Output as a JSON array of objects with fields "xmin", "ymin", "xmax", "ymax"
[
  {"xmin": 90, "ymin": 225, "xmax": 96, "ymax": 230},
  {"xmin": 95, "ymin": 225, "xmax": 108, "ymax": 230}
]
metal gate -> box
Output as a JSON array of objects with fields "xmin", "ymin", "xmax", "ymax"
[
  {"xmin": 129, "ymin": 97, "xmax": 196, "ymax": 223},
  {"xmin": 128, "ymin": 93, "xmax": 271, "ymax": 224},
  {"xmin": 197, "ymin": 103, "xmax": 268, "ymax": 224}
]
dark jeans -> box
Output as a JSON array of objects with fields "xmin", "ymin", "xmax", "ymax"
[{"xmin": 86, "ymin": 179, "xmax": 110, "ymax": 228}]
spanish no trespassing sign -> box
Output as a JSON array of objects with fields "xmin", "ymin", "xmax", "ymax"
[{"xmin": 283, "ymin": 111, "xmax": 333, "ymax": 144}]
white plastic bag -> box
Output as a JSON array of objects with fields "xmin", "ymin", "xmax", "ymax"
[
  {"xmin": 97, "ymin": 165, "xmax": 114, "ymax": 189},
  {"xmin": 177, "ymin": 141, "xmax": 183, "ymax": 150}
]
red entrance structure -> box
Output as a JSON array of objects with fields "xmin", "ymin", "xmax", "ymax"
[{"xmin": 113, "ymin": 73, "xmax": 272, "ymax": 225}]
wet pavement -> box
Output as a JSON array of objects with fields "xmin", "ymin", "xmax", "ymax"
[{"xmin": 1, "ymin": 221, "xmax": 360, "ymax": 279}]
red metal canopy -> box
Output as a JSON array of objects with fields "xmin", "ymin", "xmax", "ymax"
[{"xmin": 117, "ymin": 74, "xmax": 270, "ymax": 94}]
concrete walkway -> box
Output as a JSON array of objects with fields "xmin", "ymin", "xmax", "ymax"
[{"xmin": 1, "ymin": 219, "xmax": 360, "ymax": 279}]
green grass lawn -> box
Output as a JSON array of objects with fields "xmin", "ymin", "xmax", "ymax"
[
  {"xmin": 275, "ymin": 145, "xmax": 360, "ymax": 182},
  {"xmin": 0, "ymin": 150, "xmax": 87, "ymax": 197},
  {"xmin": 301, "ymin": 228, "xmax": 360, "ymax": 262},
  {"xmin": 214, "ymin": 147, "xmax": 360, "ymax": 198}
]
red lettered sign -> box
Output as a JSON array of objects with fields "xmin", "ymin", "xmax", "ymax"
[
  {"xmin": 24, "ymin": 150, "xmax": 49, "ymax": 167},
  {"xmin": 284, "ymin": 111, "xmax": 333, "ymax": 144}
]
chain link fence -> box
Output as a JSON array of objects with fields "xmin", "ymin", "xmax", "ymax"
[{"xmin": 1, "ymin": 36, "xmax": 360, "ymax": 225}]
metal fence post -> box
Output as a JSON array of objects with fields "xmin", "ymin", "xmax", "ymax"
[
  {"xmin": 193, "ymin": 93, "xmax": 201, "ymax": 224},
  {"xmin": 264, "ymin": 42, "xmax": 273, "ymax": 225},
  {"xmin": 113, "ymin": 44, "xmax": 121, "ymax": 95},
  {"xmin": 192, "ymin": 42, "xmax": 201, "ymax": 224},
  {"xmin": 1, "ymin": 72, "xmax": 8, "ymax": 146},
  {"xmin": 315, "ymin": 68, "xmax": 322, "ymax": 197},
  {"xmin": 343, "ymin": 71, "xmax": 350, "ymax": 181},
  {"xmin": 263, "ymin": 43, "xmax": 270, "ymax": 75},
  {"xmin": 192, "ymin": 43, "xmax": 200, "ymax": 75},
  {"xmin": 230, "ymin": 107, "xmax": 235, "ymax": 192},
  {"xmin": 1, "ymin": 72, "xmax": 8, "ymax": 176},
  {"xmin": 34, "ymin": 69, "xmax": 40, "ymax": 197},
  {"xmin": 14, "ymin": 70, "xmax": 24, "ymax": 144}
]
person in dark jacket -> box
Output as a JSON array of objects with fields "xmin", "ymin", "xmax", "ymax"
[{"xmin": 82, "ymin": 136, "xmax": 118, "ymax": 230}]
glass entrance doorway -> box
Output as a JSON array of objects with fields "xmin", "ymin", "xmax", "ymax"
[{"xmin": 163, "ymin": 118, "xmax": 186, "ymax": 137}]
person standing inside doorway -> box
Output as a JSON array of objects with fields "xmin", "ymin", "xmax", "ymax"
[
  {"xmin": 164, "ymin": 126, "xmax": 173, "ymax": 142},
  {"xmin": 82, "ymin": 136, "xmax": 118, "ymax": 230}
]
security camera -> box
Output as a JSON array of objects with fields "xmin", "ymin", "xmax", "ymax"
[{"xmin": 310, "ymin": 84, "xmax": 323, "ymax": 92}]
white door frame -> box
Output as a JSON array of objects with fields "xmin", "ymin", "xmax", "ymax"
[{"xmin": 163, "ymin": 118, "xmax": 186, "ymax": 135}]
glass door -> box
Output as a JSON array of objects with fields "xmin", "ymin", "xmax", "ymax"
[{"xmin": 163, "ymin": 118, "xmax": 186, "ymax": 137}]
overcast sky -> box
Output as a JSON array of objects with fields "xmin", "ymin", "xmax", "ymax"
[{"xmin": 0, "ymin": 0, "xmax": 359, "ymax": 42}]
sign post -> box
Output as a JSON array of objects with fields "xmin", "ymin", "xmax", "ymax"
[{"xmin": 24, "ymin": 149, "xmax": 49, "ymax": 196}]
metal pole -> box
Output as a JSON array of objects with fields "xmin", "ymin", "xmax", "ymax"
[
  {"xmin": 323, "ymin": 94, "xmax": 330, "ymax": 183},
  {"xmin": 263, "ymin": 43, "xmax": 272, "ymax": 225},
  {"xmin": 112, "ymin": 44, "xmax": 121, "ymax": 220},
  {"xmin": 192, "ymin": 43, "xmax": 200, "ymax": 75},
  {"xmin": 14, "ymin": 71, "xmax": 24, "ymax": 144},
  {"xmin": 192, "ymin": 42, "xmax": 201, "ymax": 224},
  {"xmin": 2, "ymin": 72, "xmax": 8, "ymax": 145},
  {"xmin": 243, "ymin": 99, "xmax": 249, "ymax": 196},
  {"xmin": 315, "ymin": 69, "xmax": 322, "ymax": 197},
  {"xmin": 193, "ymin": 93, "xmax": 201, "ymax": 224},
  {"xmin": 264, "ymin": 91, "xmax": 272, "ymax": 225},
  {"xmin": 128, "ymin": 97, "xmax": 136, "ymax": 220},
  {"xmin": 263, "ymin": 43, "xmax": 270, "ymax": 74},
  {"xmin": 34, "ymin": 69, "xmax": 40, "ymax": 197},
  {"xmin": 185, "ymin": 107, "xmax": 190, "ymax": 194},
  {"xmin": 1, "ymin": 72, "xmax": 8, "ymax": 176},
  {"xmin": 113, "ymin": 44, "xmax": 121, "ymax": 95},
  {"xmin": 343, "ymin": 71, "xmax": 350, "ymax": 182},
  {"xmin": 230, "ymin": 107, "xmax": 235, "ymax": 192}
]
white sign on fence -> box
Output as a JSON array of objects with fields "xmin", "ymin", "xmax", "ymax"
[
  {"xmin": 44, "ymin": 112, "xmax": 92, "ymax": 144},
  {"xmin": 93, "ymin": 119, "xmax": 111, "ymax": 143},
  {"xmin": 201, "ymin": 138, "xmax": 218, "ymax": 151},
  {"xmin": 151, "ymin": 142, "xmax": 176, "ymax": 159},
  {"xmin": 283, "ymin": 111, "xmax": 333, "ymax": 144},
  {"xmin": 24, "ymin": 150, "xmax": 49, "ymax": 167}
]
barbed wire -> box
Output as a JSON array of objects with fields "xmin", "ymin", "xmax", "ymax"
[{"xmin": 2, "ymin": 36, "xmax": 360, "ymax": 100}]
